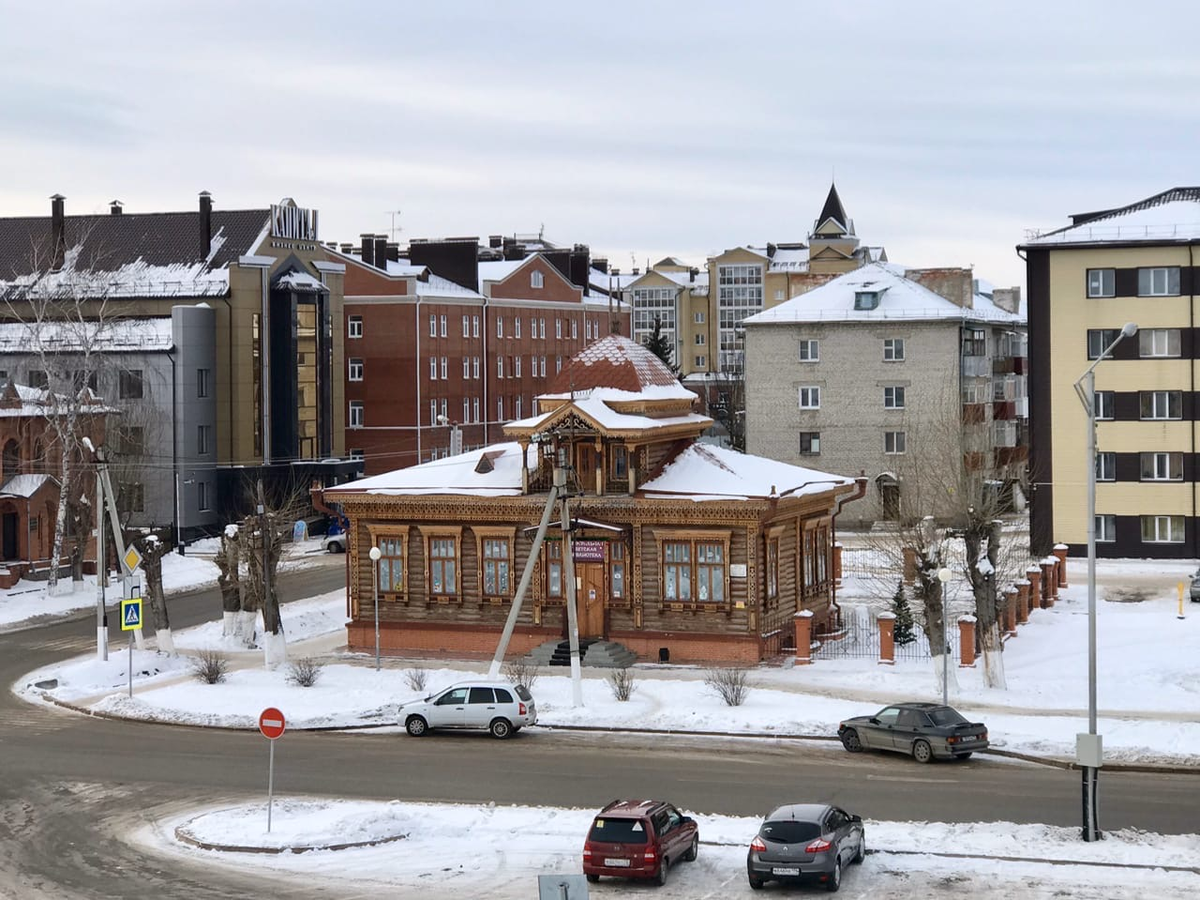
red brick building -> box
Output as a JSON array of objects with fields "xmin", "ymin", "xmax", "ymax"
[
  {"xmin": 330, "ymin": 236, "xmax": 630, "ymax": 475},
  {"xmin": 0, "ymin": 381, "xmax": 108, "ymax": 586}
]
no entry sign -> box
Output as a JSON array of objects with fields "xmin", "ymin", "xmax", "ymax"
[{"xmin": 258, "ymin": 707, "xmax": 286, "ymax": 740}]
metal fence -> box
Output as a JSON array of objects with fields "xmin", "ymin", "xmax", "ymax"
[{"xmin": 814, "ymin": 605, "xmax": 961, "ymax": 663}]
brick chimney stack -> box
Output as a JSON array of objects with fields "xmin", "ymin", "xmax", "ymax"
[
  {"xmin": 199, "ymin": 191, "xmax": 213, "ymax": 258},
  {"xmin": 109, "ymin": 200, "xmax": 123, "ymax": 215},
  {"xmin": 50, "ymin": 193, "xmax": 66, "ymax": 271}
]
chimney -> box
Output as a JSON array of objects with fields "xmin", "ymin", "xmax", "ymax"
[
  {"xmin": 374, "ymin": 234, "xmax": 388, "ymax": 270},
  {"xmin": 905, "ymin": 267, "xmax": 974, "ymax": 309},
  {"xmin": 49, "ymin": 193, "xmax": 66, "ymax": 271},
  {"xmin": 360, "ymin": 233, "xmax": 375, "ymax": 267},
  {"xmin": 632, "ymin": 267, "xmax": 640, "ymax": 276},
  {"xmin": 339, "ymin": 242, "xmax": 354, "ymax": 254},
  {"xmin": 199, "ymin": 191, "xmax": 213, "ymax": 258},
  {"xmin": 407, "ymin": 238, "xmax": 479, "ymax": 292},
  {"xmin": 386, "ymin": 242, "xmax": 400, "ymax": 262},
  {"xmin": 689, "ymin": 267, "xmax": 698, "ymax": 283},
  {"xmin": 489, "ymin": 235, "xmax": 503, "ymax": 249},
  {"xmin": 767, "ymin": 242, "xmax": 777, "ymax": 258},
  {"xmin": 109, "ymin": 200, "xmax": 123, "ymax": 216},
  {"xmin": 593, "ymin": 256, "xmax": 608, "ymax": 274},
  {"xmin": 992, "ymin": 286, "xmax": 1022, "ymax": 314}
]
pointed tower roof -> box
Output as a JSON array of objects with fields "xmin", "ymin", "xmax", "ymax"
[{"xmin": 816, "ymin": 182, "xmax": 849, "ymax": 233}]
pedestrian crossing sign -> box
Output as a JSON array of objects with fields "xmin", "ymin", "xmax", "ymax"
[{"xmin": 120, "ymin": 598, "xmax": 143, "ymax": 631}]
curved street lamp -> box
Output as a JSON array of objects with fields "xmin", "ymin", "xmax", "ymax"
[{"xmin": 1071, "ymin": 320, "xmax": 1137, "ymax": 843}]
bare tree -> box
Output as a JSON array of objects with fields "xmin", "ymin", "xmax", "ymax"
[
  {"xmin": 137, "ymin": 532, "xmax": 175, "ymax": 656},
  {"xmin": 240, "ymin": 478, "xmax": 309, "ymax": 668},
  {"xmin": 217, "ymin": 524, "xmax": 254, "ymax": 642},
  {"xmin": 860, "ymin": 371, "xmax": 1028, "ymax": 689},
  {"xmin": 0, "ymin": 238, "xmax": 127, "ymax": 594}
]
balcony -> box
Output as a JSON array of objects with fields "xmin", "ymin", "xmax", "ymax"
[
  {"xmin": 962, "ymin": 356, "xmax": 990, "ymax": 377},
  {"xmin": 993, "ymin": 400, "xmax": 1016, "ymax": 421}
]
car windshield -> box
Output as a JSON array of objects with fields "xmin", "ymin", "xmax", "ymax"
[
  {"xmin": 760, "ymin": 821, "xmax": 821, "ymax": 843},
  {"xmin": 514, "ymin": 685, "xmax": 533, "ymax": 702},
  {"xmin": 928, "ymin": 707, "xmax": 969, "ymax": 726},
  {"xmin": 589, "ymin": 817, "xmax": 648, "ymax": 844}
]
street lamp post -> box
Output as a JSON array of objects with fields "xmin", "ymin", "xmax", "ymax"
[
  {"xmin": 937, "ymin": 567, "xmax": 952, "ymax": 706},
  {"xmin": 369, "ymin": 546, "xmax": 382, "ymax": 672},
  {"xmin": 175, "ymin": 473, "xmax": 195, "ymax": 555},
  {"xmin": 1072, "ymin": 321, "xmax": 1137, "ymax": 843}
]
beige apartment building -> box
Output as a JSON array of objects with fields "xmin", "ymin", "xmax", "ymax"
[{"xmin": 1019, "ymin": 186, "xmax": 1200, "ymax": 558}]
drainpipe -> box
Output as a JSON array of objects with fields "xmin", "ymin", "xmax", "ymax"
[
  {"xmin": 167, "ymin": 347, "xmax": 179, "ymax": 549},
  {"xmin": 415, "ymin": 294, "xmax": 422, "ymax": 462},
  {"xmin": 220, "ymin": 297, "xmax": 235, "ymax": 463},
  {"xmin": 1191, "ymin": 243, "xmax": 1197, "ymax": 560},
  {"xmin": 829, "ymin": 475, "xmax": 868, "ymax": 622}
]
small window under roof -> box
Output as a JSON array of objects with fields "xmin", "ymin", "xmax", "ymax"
[{"xmin": 854, "ymin": 288, "xmax": 884, "ymax": 310}]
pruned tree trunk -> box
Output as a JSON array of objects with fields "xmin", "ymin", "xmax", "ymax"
[
  {"xmin": 217, "ymin": 525, "xmax": 243, "ymax": 638},
  {"xmin": 244, "ymin": 499, "xmax": 287, "ymax": 668},
  {"xmin": 914, "ymin": 530, "xmax": 959, "ymax": 699},
  {"xmin": 48, "ymin": 448, "xmax": 73, "ymax": 593},
  {"xmin": 139, "ymin": 535, "xmax": 174, "ymax": 656}
]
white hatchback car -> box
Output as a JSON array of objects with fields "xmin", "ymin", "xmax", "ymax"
[{"xmin": 399, "ymin": 681, "xmax": 537, "ymax": 739}]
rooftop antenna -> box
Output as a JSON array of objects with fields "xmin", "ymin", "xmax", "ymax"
[{"xmin": 388, "ymin": 209, "xmax": 403, "ymax": 242}]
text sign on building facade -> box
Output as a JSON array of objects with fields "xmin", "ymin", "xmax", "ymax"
[
  {"xmin": 572, "ymin": 540, "xmax": 607, "ymax": 562},
  {"xmin": 270, "ymin": 202, "xmax": 318, "ymax": 241}
]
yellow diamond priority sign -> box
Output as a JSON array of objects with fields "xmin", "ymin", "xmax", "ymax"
[{"xmin": 123, "ymin": 545, "xmax": 143, "ymax": 575}]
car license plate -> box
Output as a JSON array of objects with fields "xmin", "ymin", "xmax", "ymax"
[
  {"xmin": 604, "ymin": 858, "xmax": 631, "ymax": 867},
  {"xmin": 772, "ymin": 867, "xmax": 801, "ymax": 876}
]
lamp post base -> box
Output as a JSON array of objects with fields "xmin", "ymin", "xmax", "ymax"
[{"xmin": 1081, "ymin": 764, "xmax": 1102, "ymax": 842}]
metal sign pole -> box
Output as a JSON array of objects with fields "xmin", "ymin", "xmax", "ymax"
[
  {"xmin": 128, "ymin": 630, "xmax": 133, "ymax": 698},
  {"xmin": 267, "ymin": 740, "xmax": 275, "ymax": 833}
]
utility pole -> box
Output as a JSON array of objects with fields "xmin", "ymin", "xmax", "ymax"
[
  {"xmin": 559, "ymin": 445, "xmax": 584, "ymax": 707},
  {"xmin": 95, "ymin": 457, "xmax": 107, "ymax": 660}
]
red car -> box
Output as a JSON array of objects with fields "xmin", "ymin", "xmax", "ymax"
[{"xmin": 583, "ymin": 799, "xmax": 699, "ymax": 886}]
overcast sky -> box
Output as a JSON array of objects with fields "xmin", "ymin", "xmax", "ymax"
[{"xmin": 3, "ymin": 1, "xmax": 1198, "ymax": 291}]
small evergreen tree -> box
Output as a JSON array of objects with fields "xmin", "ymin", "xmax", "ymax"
[
  {"xmin": 643, "ymin": 315, "xmax": 679, "ymax": 376},
  {"xmin": 892, "ymin": 580, "xmax": 916, "ymax": 645}
]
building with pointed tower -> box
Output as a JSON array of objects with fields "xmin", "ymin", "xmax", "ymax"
[{"xmin": 323, "ymin": 334, "xmax": 865, "ymax": 664}]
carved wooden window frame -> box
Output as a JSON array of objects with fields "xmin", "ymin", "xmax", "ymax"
[
  {"xmin": 421, "ymin": 526, "xmax": 463, "ymax": 605},
  {"xmin": 542, "ymin": 538, "xmax": 565, "ymax": 605},
  {"xmin": 474, "ymin": 526, "xmax": 516, "ymax": 605},
  {"xmin": 655, "ymin": 529, "xmax": 732, "ymax": 613},
  {"xmin": 766, "ymin": 524, "xmax": 784, "ymax": 607},
  {"xmin": 366, "ymin": 524, "xmax": 410, "ymax": 604}
]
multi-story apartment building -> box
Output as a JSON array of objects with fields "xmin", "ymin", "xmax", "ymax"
[
  {"xmin": 332, "ymin": 235, "xmax": 630, "ymax": 475},
  {"xmin": 1019, "ymin": 186, "xmax": 1200, "ymax": 558},
  {"xmin": 0, "ymin": 193, "xmax": 356, "ymax": 539},
  {"xmin": 742, "ymin": 263, "xmax": 1025, "ymax": 526}
]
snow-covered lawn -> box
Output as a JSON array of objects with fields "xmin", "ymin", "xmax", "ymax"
[
  {"xmin": 15, "ymin": 560, "xmax": 1200, "ymax": 766},
  {"xmin": 138, "ymin": 798, "xmax": 1200, "ymax": 899},
  {"xmin": 0, "ymin": 537, "xmax": 333, "ymax": 633}
]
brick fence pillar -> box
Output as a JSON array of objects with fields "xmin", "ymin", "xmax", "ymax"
[
  {"xmin": 1027, "ymin": 566, "xmax": 1042, "ymax": 610},
  {"xmin": 1041, "ymin": 560, "xmax": 1057, "ymax": 606},
  {"xmin": 877, "ymin": 613, "xmax": 895, "ymax": 665},
  {"xmin": 833, "ymin": 542, "xmax": 843, "ymax": 587},
  {"xmin": 958, "ymin": 616, "xmax": 977, "ymax": 668},
  {"xmin": 794, "ymin": 610, "xmax": 814, "ymax": 666},
  {"xmin": 1053, "ymin": 543, "xmax": 1069, "ymax": 587},
  {"xmin": 1003, "ymin": 587, "xmax": 1018, "ymax": 636},
  {"xmin": 1015, "ymin": 581, "xmax": 1030, "ymax": 625},
  {"xmin": 902, "ymin": 547, "xmax": 916, "ymax": 585}
]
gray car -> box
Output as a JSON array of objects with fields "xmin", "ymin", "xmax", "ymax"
[
  {"xmin": 399, "ymin": 681, "xmax": 537, "ymax": 739},
  {"xmin": 746, "ymin": 803, "xmax": 864, "ymax": 892},
  {"xmin": 838, "ymin": 702, "xmax": 988, "ymax": 762}
]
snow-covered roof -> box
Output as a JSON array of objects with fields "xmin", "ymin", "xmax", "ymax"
[
  {"xmin": 656, "ymin": 269, "xmax": 709, "ymax": 290},
  {"xmin": 767, "ymin": 246, "xmax": 810, "ymax": 271},
  {"xmin": 477, "ymin": 258, "xmax": 532, "ymax": 283},
  {"xmin": 0, "ymin": 473, "xmax": 54, "ymax": 498},
  {"xmin": 275, "ymin": 270, "xmax": 325, "ymax": 292},
  {"xmin": 324, "ymin": 443, "xmax": 534, "ymax": 498},
  {"xmin": 588, "ymin": 268, "xmax": 639, "ymax": 294},
  {"xmin": 0, "ymin": 318, "xmax": 174, "ymax": 353},
  {"xmin": 743, "ymin": 263, "xmax": 1023, "ymax": 326},
  {"xmin": 1023, "ymin": 188, "xmax": 1200, "ymax": 246},
  {"xmin": 414, "ymin": 273, "xmax": 484, "ymax": 300},
  {"xmin": 510, "ymin": 391, "xmax": 711, "ymax": 434},
  {"xmin": 384, "ymin": 261, "xmax": 427, "ymax": 278},
  {"xmin": 547, "ymin": 334, "xmax": 691, "ymax": 395},
  {"xmin": 641, "ymin": 443, "xmax": 854, "ymax": 502}
]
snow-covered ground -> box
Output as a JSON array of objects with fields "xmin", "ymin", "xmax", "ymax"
[
  {"xmin": 139, "ymin": 797, "xmax": 1200, "ymax": 899},
  {"xmin": 0, "ymin": 536, "xmax": 332, "ymax": 633},
  {"xmin": 9, "ymin": 552, "xmax": 1200, "ymax": 896},
  {"xmin": 16, "ymin": 559, "xmax": 1200, "ymax": 767}
]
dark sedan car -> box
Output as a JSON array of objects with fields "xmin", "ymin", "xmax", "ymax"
[
  {"xmin": 746, "ymin": 803, "xmax": 864, "ymax": 892},
  {"xmin": 838, "ymin": 702, "xmax": 988, "ymax": 763}
]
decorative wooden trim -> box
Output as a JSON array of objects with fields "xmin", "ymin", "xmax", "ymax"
[
  {"xmin": 365, "ymin": 523, "xmax": 410, "ymax": 604},
  {"xmin": 472, "ymin": 525, "xmax": 517, "ymax": 603},
  {"xmin": 418, "ymin": 525, "xmax": 464, "ymax": 605},
  {"xmin": 653, "ymin": 528, "xmax": 733, "ymax": 613}
]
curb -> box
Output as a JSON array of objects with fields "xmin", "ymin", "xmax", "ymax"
[
  {"xmin": 34, "ymin": 693, "xmax": 1200, "ymax": 775},
  {"xmin": 174, "ymin": 824, "xmax": 407, "ymax": 854}
]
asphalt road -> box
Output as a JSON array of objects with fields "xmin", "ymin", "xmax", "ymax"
[{"xmin": 0, "ymin": 561, "xmax": 1195, "ymax": 898}]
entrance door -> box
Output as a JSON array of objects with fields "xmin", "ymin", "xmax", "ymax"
[
  {"xmin": 575, "ymin": 444, "xmax": 596, "ymax": 493},
  {"xmin": 576, "ymin": 562, "xmax": 605, "ymax": 638},
  {"xmin": 1, "ymin": 511, "xmax": 17, "ymax": 561}
]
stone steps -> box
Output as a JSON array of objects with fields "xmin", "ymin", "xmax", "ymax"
[{"xmin": 525, "ymin": 639, "xmax": 638, "ymax": 669}]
